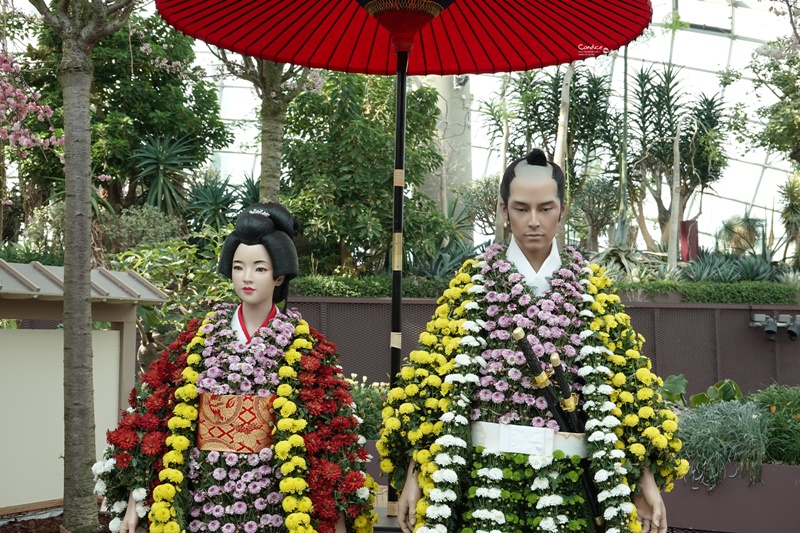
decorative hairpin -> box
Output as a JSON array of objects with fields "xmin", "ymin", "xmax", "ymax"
[{"xmin": 248, "ymin": 208, "xmax": 271, "ymax": 218}]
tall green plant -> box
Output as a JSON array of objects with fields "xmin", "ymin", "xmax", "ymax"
[
  {"xmin": 134, "ymin": 134, "xmax": 196, "ymax": 216},
  {"xmin": 186, "ymin": 176, "xmax": 237, "ymax": 231}
]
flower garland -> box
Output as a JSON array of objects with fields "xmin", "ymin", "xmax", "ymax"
[
  {"xmin": 380, "ymin": 245, "xmax": 689, "ymax": 533},
  {"xmin": 93, "ymin": 319, "xmax": 202, "ymax": 533},
  {"xmin": 149, "ymin": 304, "xmax": 375, "ymax": 533}
]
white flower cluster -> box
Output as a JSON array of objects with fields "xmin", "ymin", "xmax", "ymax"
[
  {"xmin": 535, "ymin": 494, "xmax": 564, "ymax": 509},
  {"xmin": 476, "ymin": 467, "xmax": 504, "ymax": 481},
  {"xmin": 439, "ymin": 411, "xmax": 469, "ymax": 425},
  {"xmin": 531, "ymin": 476, "xmax": 550, "ymax": 490},
  {"xmin": 417, "ymin": 525, "xmax": 448, "ymax": 533},
  {"xmin": 429, "ymin": 488, "xmax": 458, "ymax": 502},
  {"xmin": 91, "ymin": 457, "xmax": 116, "ymax": 479},
  {"xmin": 475, "ymin": 487, "xmax": 502, "ymax": 499},
  {"xmin": 432, "ymin": 468, "xmax": 460, "ymax": 483},
  {"xmin": 527, "ymin": 453, "xmax": 554, "ymax": 470},
  {"xmin": 425, "ymin": 504, "xmax": 453, "ymax": 519},
  {"xmin": 472, "ymin": 509, "xmax": 506, "ymax": 524}
]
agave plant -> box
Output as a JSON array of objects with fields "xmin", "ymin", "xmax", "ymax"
[
  {"xmin": 735, "ymin": 255, "xmax": 777, "ymax": 282},
  {"xmin": 186, "ymin": 177, "xmax": 237, "ymax": 231},
  {"xmin": 681, "ymin": 253, "xmax": 739, "ymax": 282},
  {"xmin": 134, "ymin": 134, "xmax": 199, "ymax": 217},
  {"xmin": 236, "ymin": 173, "xmax": 262, "ymax": 209}
]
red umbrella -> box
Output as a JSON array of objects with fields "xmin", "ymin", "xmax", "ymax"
[{"xmin": 156, "ymin": 0, "xmax": 651, "ymax": 393}]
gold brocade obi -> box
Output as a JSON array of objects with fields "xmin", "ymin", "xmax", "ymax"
[{"xmin": 197, "ymin": 393, "xmax": 274, "ymax": 453}]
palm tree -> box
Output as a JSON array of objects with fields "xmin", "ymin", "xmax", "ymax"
[
  {"xmin": 779, "ymin": 173, "xmax": 800, "ymax": 264},
  {"xmin": 716, "ymin": 213, "xmax": 764, "ymax": 255}
]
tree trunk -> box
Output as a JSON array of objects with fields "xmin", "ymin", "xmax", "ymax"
[
  {"xmin": 668, "ymin": 115, "xmax": 687, "ymax": 268},
  {"xmin": 632, "ymin": 196, "xmax": 659, "ymax": 251},
  {"xmin": 259, "ymin": 61, "xmax": 290, "ymax": 202},
  {"xmin": 58, "ymin": 38, "xmax": 99, "ymax": 533},
  {"xmin": 554, "ymin": 63, "xmax": 574, "ymax": 250}
]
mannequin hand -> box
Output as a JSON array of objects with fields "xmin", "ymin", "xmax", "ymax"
[
  {"xmin": 633, "ymin": 469, "xmax": 667, "ymax": 533},
  {"xmin": 398, "ymin": 463, "xmax": 422, "ymax": 533},
  {"xmin": 119, "ymin": 493, "xmax": 139, "ymax": 533}
]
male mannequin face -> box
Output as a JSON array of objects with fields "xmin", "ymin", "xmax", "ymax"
[{"xmin": 501, "ymin": 171, "xmax": 564, "ymax": 271}]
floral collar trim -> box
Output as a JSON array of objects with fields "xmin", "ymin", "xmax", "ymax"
[{"xmin": 235, "ymin": 304, "xmax": 277, "ymax": 343}]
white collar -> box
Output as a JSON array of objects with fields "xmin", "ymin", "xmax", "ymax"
[
  {"xmin": 506, "ymin": 238, "xmax": 561, "ymax": 297},
  {"xmin": 230, "ymin": 305, "xmax": 248, "ymax": 343}
]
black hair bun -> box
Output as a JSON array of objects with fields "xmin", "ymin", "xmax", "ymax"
[{"xmin": 525, "ymin": 148, "xmax": 548, "ymax": 167}]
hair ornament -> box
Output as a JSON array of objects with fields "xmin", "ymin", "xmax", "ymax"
[{"xmin": 248, "ymin": 208, "xmax": 271, "ymax": 218}]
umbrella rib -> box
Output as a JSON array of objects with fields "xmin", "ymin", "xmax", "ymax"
[
  {"xmin": 252, "ymin": 0, "xmax": 327, "ymax": 63},
  {"xmin": 444, "ymin": 1, "xmax": 486, "ymax": 73},
  {"xmin": 466, "ymin": 0, "xmax": 526, "ymax": 72}
]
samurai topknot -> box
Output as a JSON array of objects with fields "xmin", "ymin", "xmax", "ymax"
[
  {"xmin": 218, "ymin": 202, "xmax": 300, "ymax": 303},
  {"xmin": 500, "ymin": 148, "xmax": 566, "ymax": 205}
]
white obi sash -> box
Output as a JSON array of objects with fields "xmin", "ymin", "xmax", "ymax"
[{"xmin": 471, "ymin": 421, "xmax": 587, "ymax": 458}]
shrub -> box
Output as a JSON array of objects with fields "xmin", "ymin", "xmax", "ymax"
[
  {"xmin": 345, "ymin": 374, "xmax": 389, "ymax": 440},
  {"xmin": 289, "ymin": 274, "xmax": 450, "ymax": 299},
  {"xmin": 101, "ymin": 205, "xmax": 184, "ymax": 253},
  {"xmin": 748, "ymin": 385, "xmax": 800, "ymax": 466}
]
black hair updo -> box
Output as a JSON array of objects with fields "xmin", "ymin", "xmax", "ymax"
[
  {"xmin": 218, "ymin": 202, "xmax": 300, "ymax": 304},
  {"xmin": 499, "ymin": 148, "xmax": 566, "ymax": 205}
]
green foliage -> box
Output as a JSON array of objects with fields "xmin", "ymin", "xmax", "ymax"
[
  {"xmin": 679, "ymin": 400, "xmax": 770, "ymax": 489},
  {"xmin": 17, "ymin": 12, "xmax": 232, "ymax": 217},
  {"xmin": 236, "ymin": 174, "xmax": 262, "ymax": 208},
  {"xmin": 735, "ymin": 255, "xmax": 777, "ymax": 282},
  {"xmin": 458, "ymin": 174, "xmax": 499, "ymax": 236},
  {"xmin": 185, "ymin": 175, "xmax": 237, "ymax": 232},
  {"xmin": 659, "ymin": 374, "xmax": 688, "ymax": 407},
  {"xmin": 101, "ymin": 205, "xmax": 184, "ymax": 254},
  {"xmin": 345, "ymin": 375, "xmax": 389, "ymax": 440},
  {"xmin": 617, "ymin": 280, "xmax": 798, "ymax": 304},
  {"xmin": 134, "ymin": 134, "xmax": 196, "ymax": 216},
  {"xmin": 407, "ymin": 238, "xmax": 483, "ymax": 280},
  {"xmin": 107, "ymin": 225, "xmax": 234, "ymax": 351},
  {"xmin": 749, "ymin": 385, "xmax": 800, "ymax": 466},
  {"xmin": 283, "ymin": 72, "xmax": 452, "ymax": 273},
  {"xmin": 680, "ymin": 253, "xmax": 738, "ymax": 282},
  {"xmin": 689, "ymin": 379, "xmax": 743, "ymax": 408},
  {"xmin": 289, "ymin": 274, "xmax": 450, "ymax": 299}
]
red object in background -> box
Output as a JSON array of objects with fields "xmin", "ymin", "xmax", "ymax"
[
  {"xmin": 155, "ymin": 0, "xmax": 652, "ymax": 76},
  {"xmin": 681, "ymin": 220, "xmax": 699, "ymax": 262}
]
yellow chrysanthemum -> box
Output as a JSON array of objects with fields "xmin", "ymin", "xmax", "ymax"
[
  {"xmin": 295, "ymin": 322, "xmax": 310, "ymax": 335},
  {"xmin": 284, "ymin": 348, "xmax": 301, "ymax": 364},
  {"xmin": 380, "ymin": 458, "xmax": 394, "ymax": 473},
  {"xmin": 167, "ymin": 417, "xmax": 191, "ymax": 430},
  {"xmin": 384, "ymin": 417, "xmax": 401, "ymax": 431},
  {"xmin": 162, "ymin": 450, "xmax": 184, "ymax": 467},
  {"xmin": 181, "ymin": 367, "xmax": 199, "ymax": 384},
  {"xmin": 399, "ymin": 402, "xmax": 416, "ymax": 414},
  {"xmin": 638, "ymin": 406, "xmax": 655, "ymax": 419},
  {"xmin": 618, "ymin": 391, "xmax": 635, "ymax": 404},
  {"xmin": 152, "ymin": 483, "xmax": 176, "ymax": 502},
  {"xmin": 158, "ymin": 468, "xmax": 184, "ymax": 484},
  {"xmin": 165, "ymin": 435, "xmax": 191, "ymax": 451},
  {"xmin": 279, "ymin": 366, "xmax": 298, "ymax": 378},
  {"xmin": 612, "ymin": 373, "xmax": 627, "ymax": 387},
  {"xmin": 662, "ymin": 420, "xmax": 678, "ymax": 433},
  {"xmin": 629, "ymin": 443, "xmax": 647, "ymax": 459},
  {"xmin": 623, "ymin": 414, "xmax": 640, "ymax": 427},
  {"xmin": 404, "ymin": 384, "xmax": 419, "ymax": 396},
  {"xmin": 186, "ymin": 353, "xmax": 201, "ymax": 366},
  {"xmin": 281, "ymin": 401, "xmax": 297, "ymax": 417},
  {"xmin": 400, "ymin": 367, "xmax": 415, "ymax": 380},
  {"xmin": 163, "ymin": 522, "xmax": 179, "ymax": 533},
  {"xmin": 637, "ymin": 388, "xmax": 654, "ymax": 401}
]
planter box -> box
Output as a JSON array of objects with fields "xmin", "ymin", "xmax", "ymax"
[{"xmin": 663, "ymin": 463, "xmax": 800, "ymax": 532}]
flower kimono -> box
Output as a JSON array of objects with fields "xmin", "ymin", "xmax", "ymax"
[
  {"xmin": 94, "ymin": 303, "xmax": 377, "ymax": 533},
  {"xmin": 379, "ymin": 245, "xmax": 689, "ymax": 533}
]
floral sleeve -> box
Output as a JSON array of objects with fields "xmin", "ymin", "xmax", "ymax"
[
  {"xmin": 378, "ymin": 260, "xmax": 480, "ymax": 493},
  {"xmin": 577, "ymin": 264, "xmax": 689, "ymax": 532}
]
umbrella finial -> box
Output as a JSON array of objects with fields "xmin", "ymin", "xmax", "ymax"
[{"xmin": 356, "ymin": 0, "xmax": 453, "ymax": 52}]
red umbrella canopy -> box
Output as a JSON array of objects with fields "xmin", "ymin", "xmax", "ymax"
[{"xmin": 156, "ymin": 0, "xmax": 652, "ymax": 76}]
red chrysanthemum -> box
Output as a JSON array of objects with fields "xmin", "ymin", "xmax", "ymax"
[
  {"xmin": 315, "ymin": 459, "xmax": 343, "ymax": 483},
  {"xmin": 300, "ymin": 355, "xmax": 321, "ymax": 371},
  {"xmin": 298, "ymin": 371, "xmax": 317, "ymax": 386},
  {"xmin": 119, "ymin": 413, "xmax": 140, "ymax": 428},
  {"xmin": 141, "ymin": 431, "xmax": 167, "ymax": 456},
  {"xmin": 329, "ymin": 416, "xmax": 353, "ymax": 432},
  {"xmin": 137, "ymin": 412, "xmax": 162, "ymax": 432},
  {"xmin": 333, "ymin": 388, "xmax": 353, "ymax": 405},
  {"xmin": 114, "ymin": 451, "xmax": 133, "ymax": 470},
  {"xmin": 339, "ymin": 470, "xmax": 365, "ymax": 494},
  {"xmin": 108, "ymin": 426, "xmax": 139, "ymax": 451},
  {"xmin": 145, "ymin": 392, "xmax": 166, "ymax": 413},
  {"xmin": 128, "ymin": 387, "xmax": 138, "ymax": 409}
]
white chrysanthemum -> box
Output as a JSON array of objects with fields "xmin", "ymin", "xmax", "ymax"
[
  {"xmin": 91, "ymin": 460, "xmax": 105, "ymax": 479},
  {"xmin": 579, "ymin": 310, "xmax": 595, "ymax": 317},
  {"xmin": 472, "ymin": 509, "xmax": 505, "ymax": 524},
  {"xmin": 356, "ymin": 487, "xmax": 370, "ymax": 499},
  {"xmin": 446, "ymin": 373, "xmax": 466, "ymax": 383},
  {"xmin": 582, "ymin": 384, "xmax": 597, "ymax": 395},
  {"xmin": 600, "ymin": 401, "xmax": 617, "ymax": 412},
  {"xmin": 595, "ymin": 365, "xmax": 612, "ymax": 376},
  {"xmin": 456, "ymin": 398, "xmax": 469, "ymax": 408},
  {"xmin": 588, "ymin": 430, "xmax": 606, "ymax": 442},
  {"xmin": 611, "ymin": 484, "xmax": 632, "ymax": 497},
  {"xmin": 527, "ymin": 454, "xmax": 553, "ymax": 470},
  {"xmin": 465, "ymin": 301, "xmax": 479, "ymax": 310},
  {"xmin": 460, "ymin": 336, "xmax": 480, "ymax": 346},
  {"xmin": 583, "ymin": 400, "xmax": 596, "ymax": 409},
  {"xmin": 435, "ymin": 435, "xmax": 467, "ymax": 448},
  {"xmin": 429, "ymin": 488, "xmax": 457, "ymax": 502},
  {"xmin": 582, "ymin": 293, "xmax": 595, "ymax": 303},
  {"xmin": 432, "ymin": 469, "xmax": 459, "ymax": 483},
  {"xmin": 597, "ymin": 384, "xmax": 614, "ymax": 395},
  {"xmin": 602, "ymin": 416, "xmax": 621, "ymax": 428},
  {"xmin": 584, "ymin": 419, "xmax": 601, "ymax": 431},
  {"xmin": 476, "ymin": 467, "xmax": 504, "ymax": 481},
  {"xmin": 539, "ymin": 517, "xmax": 557, "ymax": 532},
  {"xmin": 108, "ymin": 518, "xmax": 122, "ymax": 533},
  {"xmin": 594, "ymin": 470, "xmax": 611, "ymax": 483},
  {"xmin": 94, "ymin": 479, "xmax": 107, "ymax": 496},
  {"xmin": 475, "ymin": 261, "xmax": 488, "ymax": 269},
  {"xmin": 440, "ymin": 412, "xmax": 456, "ymax": 423},
  {"xmin": 577, "ymin": 365, "xmax": 594, "ymax": 377},
  {"xmin": 604, "ymin": 506, "xmax": 620, "ymax": 520},
  {"xmin": 610, "ymin": 449, "xmax": 625, "ymax": 459},
  {"xmin": 597, "ymin": 489, "xmax": 611, "ymax": 502},
  {"xmin": 358, "ymin": 435, "xmax": 366, "ymax": 445},
  {"xmin": 462, "ymin": 321, "xmax": 481, "ymax": 333},
  {"xmin": 471, "ymin": 273, "xmax": 485, "ymax": 282},
  {"xmin": 464, "ymin": 373, "xmax": 480, "ymax": 383},
  {"xmin": 135, "ymin": 503, "xmax": 149, "ymax": 519},
  {"xmin": 580, "ymin": 330, "xmax": 596, "ymax": 339},
  {"xmin": 620, "ymin": 502, "xmax": 635, "ymax": 514},
  {"xmin": 592, "ymin": 450, "xmax": 607, "ymax": 459},
  {"xmin": 557, "ymin": 515, "xmax": 568, "ymax": 524},
  {"xmin": 454, "ymin": 415, "xmax": 469, "ymax": 425},
  {"xmin": 531, "ymin": 477, "xmax": 550, "ymax": 490},
  {"xmin": 606, "ymin": 528, "xmax": 620, "ymax": 533},
  {"xmin": 435, "ymin": 453, "xmax": 453, "ymax": 466},
  {"xmin": 467, "ymin": 285, "xmax": 486, "ymax": 294},
  {"xmin": 475, "ymin": 487, "xmax": 502, "ymax": 499},
  {"xmin": 354, "ymin": 414, "xmax": 364, "ymax": 424},
  {"xmin": 604, "ymin": 433, "xmax": 618, "ymax": 444},
  {"xmin": 614, "ymin": 463, "xmax": 628, "ymax": 475},
  {"xmin": 132, "ymin": 487, "xmax": 148, "ymax": 502},
  {"xmin": 111, "ymin": 500, "xmax": 128, "ymax": 513},
  {"xmin": 455, "ymin": 353, "xmax": 472, "ymax": 366},
  {"xmin": 452, "ymin": 455, "xmax": 467, "ymax": 465},
  {"xmin": 425, "ymin": 504, "xmax": 452, "ymax": 519},
  {"xmin": 103, "ymin": 458, "xmax": 116, "ymax": 472}
]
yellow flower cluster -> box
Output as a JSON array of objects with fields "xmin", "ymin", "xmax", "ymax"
[
  {"xmin": 584, "ymin": 265, "xmax": 690, "ymax": 496},
  {"xmin": 272, "ymin": 323, "xmax": 316, "ymax": 533},
  {"xmin": 379, "ymin": 259, "xmax": 479, "ymax": 515},
  {"xmin": 149, "ymin": 311, "xmax": 215, "ymax": 533}
]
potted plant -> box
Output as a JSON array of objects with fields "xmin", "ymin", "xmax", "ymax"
[{"xmin": 663, "ymin": 382, "xmax": 800, "ymax": 532}]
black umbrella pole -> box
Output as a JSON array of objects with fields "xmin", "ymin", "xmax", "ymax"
[{"xmin": 389, "ymin": 50, "xmax": 408, "ymax": 388}]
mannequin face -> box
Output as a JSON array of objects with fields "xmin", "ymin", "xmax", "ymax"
[
  {"xmin": 231, "ymin": 244, "xmax": 284, "ymax": 309},
  {"xmin": 501, "ymin": 173, "xmax": 564, "ymax": 269}
]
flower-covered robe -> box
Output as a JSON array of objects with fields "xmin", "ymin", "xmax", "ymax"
[
  {"xmin": 379, "ymin": 245, "xmax": 689, "ymax": 533},
  {"xmin": 95, "ymin": 303, "xmax": 377, "ymax": 533}
]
